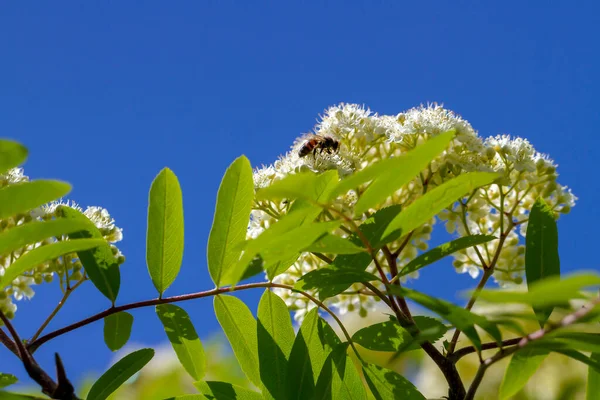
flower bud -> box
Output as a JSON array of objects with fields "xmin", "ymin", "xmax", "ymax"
[
  {"xmin": 359, "ymin": 308, "xmax": 368, "ymax": 317},
  {"xmin": 560, "ymin": 205, "xmax": 571, "ymax": 214}
]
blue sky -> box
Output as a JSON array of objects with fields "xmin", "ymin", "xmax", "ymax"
[{"xmin": 1, "ymin": 1, "xmax": 599, "ymax": 390}]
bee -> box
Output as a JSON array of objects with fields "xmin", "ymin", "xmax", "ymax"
[{"xmin": 298, "ymin": 134, "xmax": 340, "ymax": 158}]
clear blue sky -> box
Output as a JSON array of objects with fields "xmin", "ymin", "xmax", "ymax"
[{"xmin": 1, "ymin": 1, "xmax": 599, "ymax": 389}]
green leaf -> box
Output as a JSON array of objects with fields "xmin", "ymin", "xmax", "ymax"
[
  {"xmin": 103, "ymin": 312, "xmax": 133, "ymax": 352},
  {"xmin": 57, "ymin": 206, "xmax": 121, "ymax": 303},
  {"xmin": 213, "ymin": 295, "xmax": 261, "ymax": 387},
  {"xmin": 288, "ymin": 309, "xmax": 341, "ymax": 400},
  {"xmin": 0, "ymin": 374, "xmax": 17, "ymax": 389},
  {"xmin": 257, "ymin": 290, "xmax": 295, "ymax": 400},
  {"xmin": 0, "ymin": 238, "xmax": 105, "ymax": 291},
  {"xmin": 352, "ymin": 316, "xmax": 447, "ymax": 353},
  {"xmin": 356, "ymin": 205, "xmax": 403, "ymax": 249},
  {"xmin": 588, "ymin": 353, "xmax": 600, "ymax": 400},
  {"xmin": 0, "ymin": 218, "xmax": 94, "ymax": 257},
  {"xmin": 86, "ymin": 348, "xmax": 154, "ymax": 400},
  {"xmin": 302, "ymin": 234, "xmax": 366, "ymax": 254},
  {"xmin": 399, "ymin": 235, "xmax": 496, "ymax": 278},
  {"xmin": 257, "ymin": 170, "xmax": 339, "ymax": 203},
  {"xmin": 164, "ymin": 395, "xmax": 207, "ymax": 400},
  {"xmin": 363, "ymin": 363, "xmax": 425, "ymax": 400},
  {"xmin": 389, "ymin": 286, "xmax": 502, "ymax": 350},
  {"xmin": 0, "ymin": 180, "xmax": 71, "ymax": 220},
  {"xmin": 382, "ymin": 172, "xmax": 499, "ymax": 239},
  {"xmin": 526, "ymin": 198, "xmax": 560, "ymax": 327},
  {"xmin": 353, "ymin": 130, "xmax": 455, "ymax": 215},
  {"xmin": 295, "ymin": 267, "xmax": 379, "ymax": 300},
  {"xmin": 314, "ymin": 344, "xmax": 366, "ymax": 400},
  {"xmin": 207, "ymin": 156, "xmax": 254, "ymax": 287},
  {"xmin": 477, "ymin": 272, "xmax": 600, "ymax": 308},
  {"xmin": 194, "ymin": 381, "xmax": 262, "ymax": 400},
  {"xmin": 545, "ymin": 332, "xmax": 600, "ymax": 353},
  {"xmin": 0, "ymin": 140, "xmax": 28, "ymax": 175},
  {"xmin": 553, "ymin": 349, "xmax": 600, "ymax": 374},
  {"xmin": 499, "ymin": 348, "xmax": 548, "ymax": 400},
  {"xmin": 0, "ymin": 392, "xmax": 45, "ymax": 400},
  {"xmin": 156, "ymin": 304, "xmax": 206, "ymax": 380},
  {"xmin": 147, "ymin": 167, "xmax": 184, "ymax": 296}
]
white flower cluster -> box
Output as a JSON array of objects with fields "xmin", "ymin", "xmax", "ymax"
[
  {"xmin": 0, "ymin": 168, "xmax": 124, "ymax": 320},
  {"xmin": 250, "ymin": 103, "xmax": 575, "ymax": 321}
]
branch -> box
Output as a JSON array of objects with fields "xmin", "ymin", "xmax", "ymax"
[
  {"xmin": 0, "ymin": 326, "xmax": 19, "ymax": 357},
  {"xmin": 448, "ymin": 337, "xmax": 522, "ymax": 363}
]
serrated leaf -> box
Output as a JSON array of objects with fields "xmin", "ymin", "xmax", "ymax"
[
  {"xmin": 0, "ymin": 373, "xmax": 17, "ymax": 389},
  {"xmin": 388, "ymin": 286, "xmax": 502, "ymax": 351},
  {"xmin": 156, "ymin": 304, "xmax": 206, "ymax": 380},
  {"xmin": 257, "ymin": 290, "xmax": 295, "ymax": 400},
  {"xmin": 256, "ymin": 170, "xmax": 339, "ymax": 204},
  {"xmin": 399, "ymin": 235, "xmax": 496, "ymax": 278},
  {"xmin": 87, "ymin": 348, "xmax": 154, "ymax": 400},
  {"xmin": 295, "ymin": 267, "xmax": 379, "ymax": 300},
  {"xmin": 287, "ymin": 309, "xmax": 341, "ymax": 400},
  {"xmin": 147, "ymin": 167, "xmax": 184, "ymax": 296},
  {"xmin": 207, "ymin": 156, "xmax": 254, "ymax": 287},
  {"xmin": 314, "ymin": 344, "xmax": 366, "ymax": 400},
  {"xmin": 353, "ymin": 130, "xmax": 455, "ymax": 215},
  {"xmin": 0, "ymin": 139, "xmax": 28, "ymax": 175},
  {"xmin": 382, "ymin": 172, "xmax": 499, "ymax": 240},
  {"xmin": 526, "ymin": 198, "xmax": 560, "ymax": 327},
  {"xmin": 0, "ymin": 180, "xmax": 71, "ymax": 220},
  {"xmin": 588, "ymin": 353, "xmax": 600, "ymax": 400},
  {"xmin": 363, "ymin": 363, "xmax": 425, "ymax": 400},
  {"xmin": 57, "ymin": 206, "xmax": 121, "ymax": 303},
  {"xmin": 0, "ymin": 218, "xmax": 94, "ymax": 257},
  {"xmin": 194, "ymin": 381, "xmax": 263, "ymax": 400},
  {"xmin": 0, "ymin": 238, "xmax": 105, "ymax": 291},
  {"xmin": 499, "ymin": 348, "xmax": 548, "ymax": 400},
  {"xmin": 213, "ymin": 295, "xmax": 260, "ymax": 387},
  {"xmin": 302, "ymin": 234, "xmax": 366, "ymax": 254},
  {"xmin": 103, "ymin": 312, "xmax": 133, "ymax": 352},
  {"xmin": 477, "ymin": 273, "xmax": 600, "ymax": 308}
]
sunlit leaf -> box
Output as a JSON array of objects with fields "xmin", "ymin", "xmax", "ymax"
[
  {"xmin": 207, "ymin": 156, "xmax": 254, "ymax": 287},
  {"xmin": 147, "ymin": 167, "xmax": 184, "ymax": 296},
  {"xmin": 213, "ymin": 295, "xmax": 260, "ymax": 387},
  {"xmin": 256, "ymin": 170, "xmax": 338, "ymax": 204},
  {"xmin": 257, "ymin": 290, "xmax": 295, "ymax": 400},
  {"xmin": 0, "ymin": 139, "xmax": 28, "ymax": 175},
  {"xmin": 302, "ymin": 234, "xmax": 366, "ymax": 254},
  {"xmin": 87, "ymin": 348, "xmax": 154, "ymax": 400},
  {"xmin": 295, "ymin": 267, "xmax": 379, "ymax": 300},
  {"xmin": 353, "ymin": 130, "xmax": 455, "ymax": 215},
  {"xmin": 0, "ymin": 373, "xmax": 17, "ymax": 389},
  {"xmin": 382, "ymin": 172, "xmax": 499, "ymax": 240},
  {"xmin": 103, "ymin": 312, "xmax": 133, "ymax": 352},
  {"xmin": 314, "ymin": 344, "xmax": 366, "ymax": 400},
  {"xmin": 363, "ymin": 363, "xmax": 425, "ymax": 400},
  {"xmin": 356, "ymin": 205, "xmax": 402, "ymax": 249},
  {"xmin": 526, "ymin": 198, "xmax": 560, "ymax": 327},
  {"xmin": 57, "ymin": 206, "xmax": 121, "ymax": 303},
  {"xmin": 0, "ymin": 238, "xmax": 105, "ymax": 291},
  {"xmin": 588, "ymin": 353, "xmax": 600, "ymax": 400},
  {"xmin": 399, "ymin": 235, "xmax": 496, "ymax": 278},
  {"xmin": 194, "ymin": 381, "xmax": 262, "ymax": 400},
  {"xmin": 156, "ymin": 304, "xmax": 206, "ymax": 380},
  {"xmin": 288, "ymin": 309, "xmax": 341, "ymax": 400},
  {"xmin": 0, "ymin": 180, "xmax": 70, "ymax": 220},
  {"xmin": 499, "ymin": 348, "xmax": 548, "ymax": 400}
]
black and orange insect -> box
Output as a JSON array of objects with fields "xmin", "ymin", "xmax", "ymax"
[{"xmin": 298, "ymin": 135, "xmax": 340, "ymax": 158}]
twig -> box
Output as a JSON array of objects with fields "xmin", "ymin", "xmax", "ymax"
[
  {"xmin": 0, "ymin": 326, "xmax": 19, "ymax": 357},
  {"xmin": 448, "ymin": 337, "xmax": 522, "ymax": 363}
]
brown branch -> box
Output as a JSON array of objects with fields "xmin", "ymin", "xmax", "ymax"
[
  {"xmin": 448, "ymin": 337, "xmax": 522, "ymax": 363},
  {"xmin": 0, "ymin": 326, "xmax": 19, "ymax": 357}
]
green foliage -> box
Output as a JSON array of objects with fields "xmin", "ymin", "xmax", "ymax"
[
  {"xmin": 362, "ymin": 363, "xmax": 426, "ymax": 400},
  {"xmin": 207, "ymin": 156, "xmax": 254, "ymax": 287},
  {"xmin": 0, "ymin": 238, "xmax": 105, "ymax": 291},
  {"xmin": 0, "ymin": 374, "xmax": 17, "ymax": 389},
  {"xmin": 353, "ymin": 130, "xmax": 455, "ymax": 215},
  {"xmin": 588, "ymin": 353, "xmax": 600, "ymax": 400},
  {"xmin": 0, "ymin": 180, "xmax": 71, "ymax": 220},
  {"xmin": 103, "ymin": 312, "xmax": 133, "ymax": 352},
  {"xmin": 398, "ymin": 235, "xmax": 496, "ymax": 278},
  {"xmin": 194, "ymin": 381, "xmax": 262, "ymax": 400},
  {"xmin": 526, "ymin": 198, "xmax": 561, "ymax": 327},
  {"xmin": 0, "ymin": 139, "xmax": 27, "ymax": 174},
  {"xmin": 314, "ymin": 344, "xmax": 366, "ymax": 400},
  {"xmin": 499, "ymin": 348, "xmax": 548, "ymax": 400},
  {"xmin": 295, "ymin": 265, "xmax": 379, "ymax": 300},
  {"xmin": 156, "ymin": 304, "xmax": 206, "ymax": 381},
  {"xmin": 147, "ymin": 167, "xmax": 184, "ymax": 296},
  {"xmin": 302, "ymin": 234, "xmax": 366, "ymax": 254},
  {"xmin": 58, "ymin": 206, "xmax": 121, "ymax": 303},
  {"xmin": 257, "ymin": 170, "xmax": 339, "ymax": 204},
  {"xmin": 86, "ymin": 348, "xmax": 154, "ymax": 400},
  {"xmin": 382, "ymin": 172, "xmax": 499, "ymax": 240}
]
